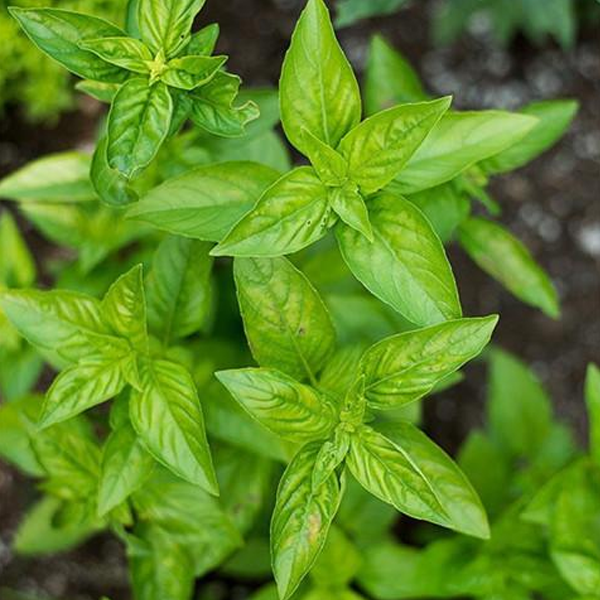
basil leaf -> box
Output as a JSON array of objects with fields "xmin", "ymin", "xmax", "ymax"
[
  {"xmin": 0, "ymin": 289, "xmax": 111, "ymax": 365},
  {"xmin": 458, "ymin": 217, "xmax": 559, "ymax": 318},
  {"xmin": 271, "ymin": 443, "xmax": 343, "ymax": 600},
  {"xmin": 0, "ymin": 211, "xmax": 36, "ymax": 288},
  {"xmin": 329, "ymin": 184, "xmax": 373, "ymax": 241},
  {"xmin": 91, "ymin": 136, "xmax": 139, "ymax": 207},
  {"xmin": 216, "ymin": 368, "xmax": 337, "ymax": 443},
  {"xmin": 79, "ymin": 36, "xmax": 152, "ymax": 74},
  {"xmin": 279, "ymin": 0, "xmax": 361, "ymax": 155},
  {"xmin": 0, "ymin": 395, "xmax": 43, "ymax": 476},
  {"xmin": 162, "ymin": 55, "xmax": 227, "ymax": 90},
  {"xmin": 337, "ymin": 192, "xmax": 461, "ymax": 325},
  {"xmin": 146, "ymin": 236, "xmax": 214, "ymax": 344},
  {"xmin": 39, "ymin": 354, "xmax": 132, "ymax": 428},
  {"xmin": 76, "ymin": 79, "xmax": 121, "ymax": 103},
  {"xmin": 13, "ymin": 496, "xmax": 98, "ymax": 556},
  {"xmin": 550, "ymin": 461, "xmax": 600, "ymax": 596},
  {"xmin": 204, "ymin": 381, "xmax": 290, "ymax": 463},
  {"xmin": 586, "ymin": 364, "xmax": 600, "ymax": 466},
  {"xmin": 487, "ymin": 348, "xmax": 553, "ymax": 460},
  {"xmin": 407, "ymin": 182, "xmax": 470, "ymax": 243},
  {"xmin": 129, "ymin": 359, "xmax": 218, "ymax": 494},
  {"xmin": 482, "ymin": 99, "xmax": 578, "ymax": 174},
  {"xmin": 348, "ymin": 424, "xmax": 489, "ymax": 538},
  {"xmin": 9, "ymin": 7, "xmax": 128, "ymax": 82},
  {"xmin": 137, "ymin": 0, "xmax": 206, "ymax": 57},
  {"xmin": 107, "ymin": 78, "xmax": 173, "ymax": 177},
  {"xmin": 128, "ymin": 532, "xmax": 195, "ymax": 600},
  {"xmin": 301, "ymin": 128, "xmax": 348, "ymax": 186},
  {"xmin": 187, "ymin": 22, "xmax": 219, "ymax": 55},
  {"xmin": 33, "ymin": 418, "xmax": 102, "ymax": 502},
  {"xmin": 0, "ymin": 151, "xmax": 94, "ymax": 202},
  {"xmin": 101, "ymin": 264, "xmax": 148, "ymax": 353},
  {"xmin": 234, "ymin": 256, "xmax": 336, "ymax": 382},
  {"xmin": 98, "ymin": 422, "xmax": 154, "ymax": 516},
  {"xmin": 189, "ymin": 72, "xmax": 260, "ymax": 137},
  {"xmin": 335, "ymin": 0, "xmax": 408, "ymax": 28},
  {"xmin": 132, "ymin": 469, "xmax": 241, "ymax": 576},
  {"xmin": 310, "ymin": 526, "xmax": 361, "ymax": 589},
  {"xmin": 312, "ymin": 429, "xmax": 351, "ymax": 491},
  {"xmin": 216, "ymin": 445, "xmax": 272, "ymax": 533},
  {"xmin": 128, "ymin": 161, "xmax": 279, "ymax": 241},
  {"xmin": 213, "ymin": 167, "xmax": 332, "ymax": 257},
  {"xmin": 360, "ymin": 316, "xmax": 498, "ymax": 410},
  {"xmin": 338, "ymin": 97, "xmax": 451, "ymax": 195},
  {"xmin": 364, "ymin": 35, "xmax": 428, "ymax": 115},
  {"xmin": 392, "ymin": 110, "xmax": 538, "ymax": 194}
]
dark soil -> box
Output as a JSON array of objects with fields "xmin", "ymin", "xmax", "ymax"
[{"xmin": 0, "ymin": 0, "xmax": 598, "ymax": 598}]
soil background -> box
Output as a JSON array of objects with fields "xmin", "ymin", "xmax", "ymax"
[{"xmin": 0, "ymin": 0, "xmax": 599, "ymax": 598}]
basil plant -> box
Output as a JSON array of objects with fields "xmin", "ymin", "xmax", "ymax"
[{"xmin": 0, "ymin": 0, "xmax": 580, "ymax": 599}]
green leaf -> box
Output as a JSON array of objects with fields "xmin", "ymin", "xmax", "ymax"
[
  {"xmin": 487, "ymin": 348, "xmax": 553, "ymax": 460},
  {"xmin": 310, "ymin": 526, "xmax": 361, "ymax": 588},
  {"xmin": 356, "ymin": 538, "xmax": 466, "ymax": 599},
  {"xmin": 312, "ymin": 428, "xmax": 351, "ymax": 492},
  {"xmin": 234, "ymin": 256, "xmax": 336, "ymax": 382},
  {"xmin": 550, "ymin": 461, "xmax": 600, "ymax": 596},
  {"xmin": 364, "ymin": 35, "xmax": 428, "ymax": 115},
  {"xmin": 33, "ymin": 418, "xmax": 102, "ymax": 502},
  {"xmin": 91, "ymin": 136, "xmax": 139, "ymax": 207},
  {"xmin": 0, "ymin": 395, "xmax": 43, "ymax": 476},
  {"xmin": 101, "ymin": 264, "xmax": 148, "ymax": 353},
  {"xmin": 132, "ymin": 469, "xmax": 240, "ymax": 575},
  {"xmin": 348, "ymin": 423, "xmax": 489, "ymax": 538},
  {"xmin": 98, "ymin": 422, "xmax": 154, "ymax": 516},
  {"xmin": 0, "ymin": 211, "xmax": 36, "ymax": 289},
  {"xmin": 13, "ymin": 497, "xmax": 98, "ymax": 556},
  {"xmin": 301, "ymin": 128, "xmax": 348, "ymax": 186},
  {"xmin": 279, "ymin": 0, "xmax": 361, "ymax": 155},
  {"xmin": 128, "ymin": 532, "xmax": 195, "ymax": 600},
  {"xmin": 8, "ymin": 7, "xmax": 128, "ymax": 82},
  {"xmin": 146, "ymin": 236, "xmax": 213, "ymax": 345},
  {"xmin": 216, "ymin": 368, "xmax": 337, "ymax": 444},
  {"xmin": 458, "ymin": 217, "xmax": 560, "ymax": 318},
  {"xmin": 0, "ymin": 289, "xmax": 113, "ymax": 365},
  {"xmin": 216, "ymin": 445, "xmax": 272, "ymax": 533},
  {"xmin": 0, "ymin": 151, "xmax": 94, "ymax": 203},
  {"xmin": 338, "ymin": 97, "xmax": 451, "ymax": 195},
  {"xmin": 130, "ymin": 359, "xmax": 217, "ymax": 493},
  {"xmin": 458, "ymin": 430, "xmax": 512, "ymax": 518},
  {"xmin": 137, "ymin": 0, "xmax": 206, "ymax": 57},
  {"xmin": 336, "ymin": 192, "xmax": 461, "ymax": 325},
  {"xmin": 392, "ymin": 110, "xmax": 538, "ymax": 194},
  {"xmin": 128, "ymin": 161, "xmax": 279, "ymax": 241},
  {"xmin": 39, "ymin": 354, "xmax": 132, "ymax": 428},
  {"xmin": 335, "ymin": 0, "xmax": 408, "ymax": 28},
  {"xmin": 407, "ymin": 182, "xmax": 470, "ymax": 243},
  {"xmin": 79, "ymin": 36, "xmax": 152, "ymax": 74},
  {"xmin": 76, "ymin": 79, "xmax": 121, "ymax": 103},
  {"xmin": 482, "ymin": 99, "xmax": 578, "ymax": 174},
  {"xmin": 204, "ymin": 381, "xmax": 290, "ymax": 462},
  {"xmin": 359, "ymin": 316, "xmax": 498, "ymax": 409},
  {"xmin": 586, "ymin": 364, "xmax": 600, "ymax": 466},
  {"xmin": 213, "ymin": 167, "xmax": 332, "ymax": 257},
  {"xmin": 329, "ymin": 184, "xmax": 373, "ymax": 241},
  {"xmin": 271, "ymin": 442, "xmax": 343, "ymax": 600},
  {"xmin": 187, "ymin": 22, "xmax": 219, "ymax": 55},
  {"xmin": 107, "ymin": 78, "xmax": 173, "ymax": 177},
  {"xmin": 162, "ymin": 55, "xmax": 227, "ymax": 90},
  {"xmin": 0, "ymin": 346, "xmax": 44, "ymax": 402},
  {"xmin": 189, "ymin": 72, "xmax": 260, "ymax": 137}
]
